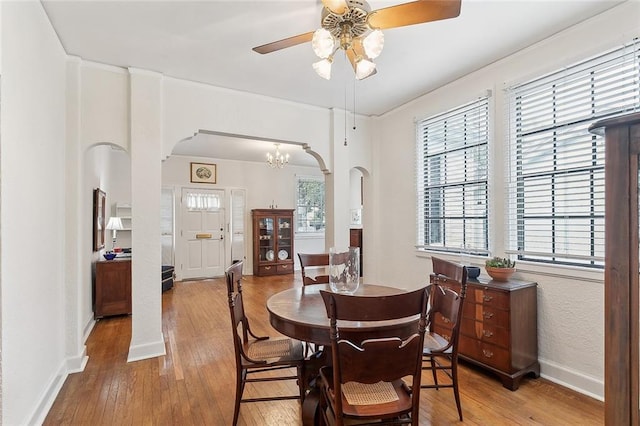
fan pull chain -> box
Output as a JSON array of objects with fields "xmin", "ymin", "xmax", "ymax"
[
  {"xmin": 344, "ymin": 61, "xmax": 348, "ymax": 146},
  {"xmin": 353, "ymin": 77, "xmax": 357, "ymax": 130}
]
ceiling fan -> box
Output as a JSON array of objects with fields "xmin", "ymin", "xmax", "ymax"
[{"xmin": 252, "ymin": 0, "xmax": 462, "ymax": 80}]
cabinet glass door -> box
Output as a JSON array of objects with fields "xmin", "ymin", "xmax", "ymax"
[
  {"xmin": 258, "ymin": 217, "xmax": 275, "ymax": 262},
  {"xmin": 278, "ymin": 216, "xmax": 292, "ymax": 260}
]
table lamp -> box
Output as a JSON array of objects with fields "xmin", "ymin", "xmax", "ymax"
[{"xmin": 105, "ymin": 216, "xmax": 124, "ymax": 250}]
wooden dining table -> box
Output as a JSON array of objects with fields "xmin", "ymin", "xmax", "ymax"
[{"xmin": 266, "ymin": 283, "xmax": 420, "ymax": 425}]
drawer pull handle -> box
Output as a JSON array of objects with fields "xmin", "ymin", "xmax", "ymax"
[
  {"xmin": 483, "ymin": 312, "xmax": 494, "ymax": 319},
  {"xmin": 482, "ymin": 330, "xmax": 494, "ymax": 338},
  {"xmin": 264, "ymin": 266, "xmax": 272, "ymax": 270},
  {"xmin": 483, "ymin": 295, "xmax": 493, "ymax": 302},
  {"xmin": 482, "ymin": 349, "xmax": 494, "ymax": 358},
  {"xmin": 281, "ymin": 265, "xmax": 289, "ymax": 269}
]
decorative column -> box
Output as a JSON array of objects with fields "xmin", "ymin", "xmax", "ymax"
[
  {"xmin": 589, "ymin": 112, "xmax": 640, "ymax": 426},
  {"xmin": 127, "ymin": 68, "xmax": 165, "ymax": 361}
]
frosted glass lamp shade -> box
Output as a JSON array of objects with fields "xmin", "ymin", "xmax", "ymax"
[
  {"xmin": 355, "ymin": 58, "xmax": 376, "ymax": 80},
  {"xmin": 313, "ymin": 58, "xmax": 333, "ymax": 80},
  {"xmin": 363, "ymin": 30, "xmax": 384, "ymax": 59},
  {"xmin": 312, "ymin": 28, "xmax": 335, "ymax": 59}
]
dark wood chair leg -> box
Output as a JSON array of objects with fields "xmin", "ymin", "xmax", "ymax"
[
  {"xmin": 233, "ymin": 370, "xmax": 245, "ymax": 426},
  {"xmin": 452, "ymin": 358, "xmax": 463, "ymax": 421},
  {"xmin": 430, "ymin": 357, "xmax": 439, "ymax": 388}
]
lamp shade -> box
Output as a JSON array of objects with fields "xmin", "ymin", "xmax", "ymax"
[
  {"xmin": 312, "ymin": 28, "xmax": 335, "ymax": 59},
  {"xmin": 355, "ymin": 58, "xmax": 376, "ymax": 80},
  {"xmin": 363, "ymin": 29, "xmax": 384, "ymax": 59},
  {"xmin": 106, "ymin": 217, "xmax": 124, "ymax": 231},
  {"xmin": 313, "ymin": 58, "xmax": 333, "ymax": 80}
]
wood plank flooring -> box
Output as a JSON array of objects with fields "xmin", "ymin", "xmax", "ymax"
[{"xmin": 44, "ymin": 274, "xmax": 603, "ymax": 425}]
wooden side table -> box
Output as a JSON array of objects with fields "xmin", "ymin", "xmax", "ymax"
[{"xmin": 94, "ymin": 258, "xmax": 131, "ymax": 319}]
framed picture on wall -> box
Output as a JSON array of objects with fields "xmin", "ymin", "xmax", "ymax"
[
  {"xmin": 190, "ymin": 162, "xmax": 217, "ymax": 184},
  {"xmin": 93, "ymin": 188, "xmax": 106, "ymax": 251}
]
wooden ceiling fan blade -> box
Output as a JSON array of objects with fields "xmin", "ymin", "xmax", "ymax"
[
  {"xmin": 252, "ymin": 31, "xmax": 315, "ymax": 54},
  {"xmin": 322, "ymin": 0, "xmax": 348, "ymax": 14},
  {"xmin": 367, "ymin": 0, "xmax": 461, "ymax": 30}
]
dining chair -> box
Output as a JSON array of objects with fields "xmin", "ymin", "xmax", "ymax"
[
  {"xmin": 297, "ymin": 252, "xmax": 330, "ymax": 285},
  {"xmin": 421, "ymin": 256, "xmax": 468, "ymax": 421},
  {"xmin": 318, "ymin": 287, "xmax": 430, "ymax": 426},
  {"xmin": 224, "ymin": 261, "xmax": 306, "ymax": 426}
]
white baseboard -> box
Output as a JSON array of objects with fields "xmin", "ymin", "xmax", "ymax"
[
  {"xmin": 539, "ymin": 357, "xmax": 603, "ymax": 401},
  {"xmin": 127, "ymin": 333, "xmax": 166, "ymax": 362},
  {"xmin": 66, "ymin": 346, "xmax": 89, "ymax": 374},
  {"xmin": 82, "ymin": 314, "xmax": 96, "ymax": 343},
  {"xmin": 27, "ymin": 361, "xmax": 68, "ymax": 426}
]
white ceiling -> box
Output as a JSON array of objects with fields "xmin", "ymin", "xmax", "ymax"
[{"xmin": 42, "ymin": 0, "xmax": 623, "ymax": 165}]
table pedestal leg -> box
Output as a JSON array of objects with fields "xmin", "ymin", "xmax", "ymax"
[{"xmin": 302, "ymin": 348, "xmax": 328, "ymax": 426}]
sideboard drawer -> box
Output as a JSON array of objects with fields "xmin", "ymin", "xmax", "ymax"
[
  {"xmin": 459, "ymin": 335, "xmax": 511, "ymax": 372},
  {"xmin": 460, "ymin": 317, "xmax": 509, "ymax": 349},
  {"xmin": 466, "ymin": 286, "xmax": 510, "ymax": 310},
  {"xmin": 462, "ymin": 301, "xmax": 510, "ymax": 327}
]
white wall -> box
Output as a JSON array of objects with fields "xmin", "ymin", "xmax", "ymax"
[
  {"xmin": 106, "ymin": 149, "xmax": 132, "ymax": 249},
  {"xmin": 1, "ymin": 2, "xmax": 68, "ymax": 424},
  {"xmin": 371, "ymin": 1, "xmax": 640, "ymax": 399},
  {"xmin": 81, "ymin": 64, "xmax": 129, "ymax": 152},
  {"xmin": 162, "ymin": 155, "xmax": 325, "ymax": 276}
]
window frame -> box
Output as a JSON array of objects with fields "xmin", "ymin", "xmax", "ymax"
[
  {"xmin": 415, "ymin": 96, "xmax": 491, "ymax": 256},
  {"xmin": 295, "ymin": 175, "xmax": 326, "ymax": 236}
]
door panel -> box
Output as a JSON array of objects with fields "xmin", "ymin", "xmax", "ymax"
[{"xmin": 181, "ymin": 188, "xmax": 225, "ymax": 279}]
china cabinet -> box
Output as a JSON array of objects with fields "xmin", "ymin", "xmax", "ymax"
[{"xmin": 251, "ymin": 209, "xmax": 294, "ymax": 276}]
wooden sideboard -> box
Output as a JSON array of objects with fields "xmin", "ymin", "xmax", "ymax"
[
  {"xmin": 434, "ymin": 276, "xmax": 539, "ymax": 390},
  {"xmin": 94, "ymin": 258, "xmax": 132, "ymax": 319}
]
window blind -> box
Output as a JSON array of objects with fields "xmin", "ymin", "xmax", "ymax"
[
  {"xmin": 416, "ymin": 97, "xmax": 490, "ymax": 255},
  {"xmin": 506, "ymin": 39, "xmax": 640, "ymax": 267}
]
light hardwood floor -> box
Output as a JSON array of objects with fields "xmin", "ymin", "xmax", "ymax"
[{"xmin": 44, "ymin": 274, "xmax": 603, "ymax": 425}]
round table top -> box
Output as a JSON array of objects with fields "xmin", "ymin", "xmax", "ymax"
[{"xmin": 267, "ymin": 284, "xmax": 417, "ymax": 346}]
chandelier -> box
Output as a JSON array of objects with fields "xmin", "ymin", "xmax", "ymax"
[
  {"xmin": 311, "ymin": 1, "xmax": 384, "ymax": 80},
  {"xmin": 266, "ymin": 143, "xmax": 289, "ymax": 169}
]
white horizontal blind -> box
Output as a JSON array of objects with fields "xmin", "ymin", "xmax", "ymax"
[
  {"xmin": 506, "ymin": 39, "xmax": 640, "ymax": 267},
  {"xmin": 416, "ymin": 97, "xmax": 490, "ymax": 255}
]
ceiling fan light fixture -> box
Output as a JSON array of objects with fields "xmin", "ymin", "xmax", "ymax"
[
  {"xmin": 312, "ymin": 28, "xmax": 335, "ymax": 58},
  {"xmin": 313, "ymin": 57, "xmax": 333, "ymax": 80},
  {"xmin": 355, "ymin": 57, "xmax": 376, "ymax": 80},
  {"xmin": 363, "ymin": 29, "xmax": 384, "ymax": 59}
]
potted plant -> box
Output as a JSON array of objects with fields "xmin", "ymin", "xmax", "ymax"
[{"xmin": 485, "ymin": 257, "xmax": 516, "ymax": 282}]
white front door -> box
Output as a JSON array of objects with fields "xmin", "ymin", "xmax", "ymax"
[{"xmin": 181, "ymin": 188, "xmax": 225, "ymax": 279}]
